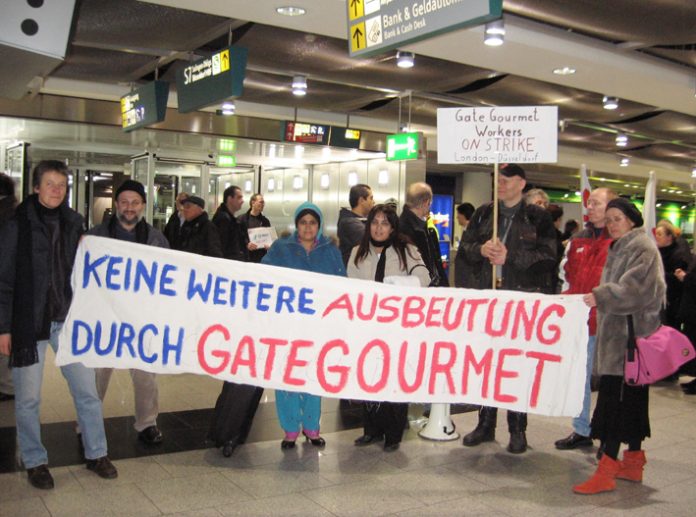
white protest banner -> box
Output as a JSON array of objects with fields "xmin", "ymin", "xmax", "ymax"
[
  {"xmin": 57, "ymin": 236, "xmax": 589, "ymax": 417},
  {"xmin": 437, "ymin": 106, "xmax": 558, "ymax": 164}
]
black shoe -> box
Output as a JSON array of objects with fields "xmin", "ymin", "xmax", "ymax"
[
  {"xmin": 507, "ymin": 431, "xmax": 527, "ymax": 454},
  {"xmin": 222, "ymin": 440, "xmax": 238, "ymax": 457},
  {"xmin": 86, "ymin": 456, "xmax": 118, "ymax": 479},
  {"xmin": 138, "ymin": 426, "xmax": 163, "ymax": 445},
  {"xmin": 354, "ymin": 434, "xmax": 384, "ymax": 446},
  {"xmin": 462, "ymin": 425, "xmax": 495, "ymax": 447},
  {"xmin": 554, "ymin": 432, "xmax": 593, "ymax": 450},
  {"xmin": 303, "ymin": 432, "xmax": 326, "ymax": 447},
  {"xmin": 384, "ymin": 442, "xmax": 400, "ymax": 452},
  {"xmin": 27, "ymin": 464, "xmax": 54, "ymax": 490},
  {"xmin": 281, "ymin": 440, "xmax": 296, "ymax": 450},
  {"xmin": 0, "ymin": 392, "xmax": 14, "ymax": 402}
]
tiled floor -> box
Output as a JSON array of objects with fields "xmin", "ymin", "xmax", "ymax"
[{"xmin": 1, "ymin": 347, "xmax": 696, "ymax": 516}]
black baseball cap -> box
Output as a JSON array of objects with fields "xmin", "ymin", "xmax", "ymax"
[{"xmin": 500, "ymin": 163, "xmax": 526, "ymax": 179}]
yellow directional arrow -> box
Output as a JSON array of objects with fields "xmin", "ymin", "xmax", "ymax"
[
  {"xmin": 348, "ymin": 0, "xmax": 364, "ymax": 21},
  {"xmin": 350, "ymin": 22, "xmax": 366, "ymax": 52}
]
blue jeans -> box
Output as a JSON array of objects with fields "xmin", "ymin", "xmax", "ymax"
[
  {"xmin": 572, "ymin": 335, "xmax": 596, "ymax": 437},
  {"xmin": 12, "ymin": 322, "xmax": 108, "ymax": 468}
]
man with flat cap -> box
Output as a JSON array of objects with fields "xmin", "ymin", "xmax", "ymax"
[
  {"xmin": 87, "ymin": 179, "xmax": 169, "ymax": 445},
  {"xmin": 457, "ymin": 163, "xmax": 557, "ymax": 454},
  {"xmin": 177, "ymin": 195, "xmax": 223, "ymax": 258}
]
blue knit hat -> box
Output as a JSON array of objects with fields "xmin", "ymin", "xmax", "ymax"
[{"xmin": 293, "ymin": 201, "xmax": 323, "ymax": 239}]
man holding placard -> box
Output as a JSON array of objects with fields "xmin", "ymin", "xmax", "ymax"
[
  {"xmin": 458, "ymin": 163, "xmax": 557, "ymax": 453},
  {"xmin": 238, "ymin": 193, "xmax": 273, "ymax": 263}
]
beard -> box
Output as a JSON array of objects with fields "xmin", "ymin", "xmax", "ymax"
[{"xmin": 117, "ymin": 211, "xmax": 143, "ymax": 226}]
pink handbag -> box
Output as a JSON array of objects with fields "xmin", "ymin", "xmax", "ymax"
[{"xmin": 625, "ymin": 316, "xmax": 696, "ymax": 386}]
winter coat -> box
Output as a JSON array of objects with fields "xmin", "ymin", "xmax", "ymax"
[
  {"xmin": 0, "ymin": 195, "xmax": 83, "ymax": 351},
  {"xmin": 238, "ymin": 210, "xmax": 271, "ymax": 263},
  {"xmin": 337, "ymin": 207, "xmax": 367, "ymax": 266},
  {"xmin": 262, "ymin": 234, "xmax": 345, "ymax": 277},
  {"xmin": 179, "ymin": 212, "xmax": 223, "ymax": 258},
  {"xmin": 562, "ymin": 225, "xmax": 613, "ymax": 335},
  {"xmin": 347, "ymin": 243, "xmax": 430, "ymax": 287},
  {"xmin": 593, "ymin": 228, "xmax": 666, "ymax": 376},
  {"xmin": 0, "ymin": 196, "xmax": 15, "ymax": 228},
  {"xmin": 212, "ymin": 204, "xmax": 247, "ymax": 261},
  {"xmin": 658, "ymin": 238, "xmax": 691, "ymax": 327},
  {"xmin": 87, "ymin": 216, "xmax": 169, "ymax": 249},
  {"xmin": 455, "ymin": 201, "xmax": 557, "ymax": 293},
  {"xmin": 399, "ymin": 207, "xmax": 449, "ymax": 287},
  {"xmin": 163, "ymin": 210, "xmax": 185, "ymax": 250}
]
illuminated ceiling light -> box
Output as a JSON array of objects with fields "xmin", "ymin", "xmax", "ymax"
[
  {"xmin": 692, "ymin": 166, "xmax": 696, "ymax": 178},
  {"xmin": 396, "ymin": 51, "xmax": 415, "ymax": 68},
  {"xmin": 484, "ymin": 19, "xmax": 505, "ymax": 46},
  {"xmin": 292, "ymin": 175, "xmax": 303, "ymax": 190},
  {"xmin": 677, "ymin": 190, "xmax": 683, "ymax": 194},
  {"xmin": 267, "ymin": 178, "xmax": 275, "ymax": 192},
  {"xmin": 553, "ymin": 66, "xmax": 576, "ymax": 75},
  {"xmin": 603, "ymin": 96, "xmax": 619, "ymax": 110},
  {"xmin": 623, "ymin": 184, "xmax": 630, "ymax": 187},
  {"xmin": 682, "ymin": 205, "xmax": 688, "ymax": 209},
  {"xmin": 620, "ymin": 157, "xmax": 630, "ymax": 167},
  {"xmin": 656, "ymin": 203, "xmax": 662, "ymax": 208},
  {"xmin": 378, "ymin": 169, "xmax": 389, "ymax": 185},
  {"xmin": 661, "ymin": 188, "xmax": 667, "ymax": 192},
  {"xmin": 243, "ymin": 179, "xmax": 252, "ymax": 193},
  {"xmin": 220, "ymin": 101, "xmax": 235, "ymax": 115},
  {"xmin": 292, "ymin": 75, "xmax": 307, "ymax": 96},
  {"xmin": 574, "ymin": 191, "xmax": 581, "ymax": 196},
  {"xmin": 320, "ymin": 173, "xmax": 330, "ymax": 189},
  {"xmin": 348, "ymin": 171, "xmax": 359, "ymax": 186},
  {"xmin": 615, "ymin": 133, "xmax": 628, "ymax": 147},
  {"xmin": 276, "ymin": 6, "xmax": 306, "ymax": 16}
]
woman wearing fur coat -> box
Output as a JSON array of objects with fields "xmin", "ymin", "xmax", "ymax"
[{"xmin": 574, "ymin": 198, "xmax": 665, "ymax": 495}]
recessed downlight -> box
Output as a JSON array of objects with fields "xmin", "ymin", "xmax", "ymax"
[
  {"xmin": 276, "ymin": 6, "xmax": 306, "ymax": 16},
  {"xmin": 553, "ymin": 67, "xmax": 576, "ymax": 75}
]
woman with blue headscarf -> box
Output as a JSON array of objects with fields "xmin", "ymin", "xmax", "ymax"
[{"xmin": 262, "ymin": 202, "xmax": 346, "ymax": 449}]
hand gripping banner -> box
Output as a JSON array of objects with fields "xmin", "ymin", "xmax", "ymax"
[{"xmin": 57, "ymin": 237, "xmax": 589, "ymax": 417}]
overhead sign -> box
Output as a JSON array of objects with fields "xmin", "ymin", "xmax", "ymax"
[
  {"xmin": 216, "ymin": 155, "xmax": 237, "ymax": 167},
  {"xmin": 176, "ymin": 46, "xmax": 248, "ymax": 113},
  {"xmin": 347, "ymin": 0, "xmax": 502, "ymax": 58},
  {"xmin": 283, "ymin": 121, "xmax": 330, "ymax": 144},
  {"xmin": 328, "ymin": 127, "xmax": 362, "ymax": 149},
  {"xmin": 57, "ymin": 236, "xmax": 590, "ymax": 416},
  {"xmin": 437, "ymin": 106, "xmax": 559, "ymax": 164},
  {"xmin": 120, "ymin": 81, "xmax": 169, "ymax": 132},
  {"xmin": 386, "ymin": 132, "xmax": 424, "ymax": 161}
]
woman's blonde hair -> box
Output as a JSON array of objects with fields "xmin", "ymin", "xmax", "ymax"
[{"xmin": 657, "ymin": 219, "xmax": 681, "ymax": 238}]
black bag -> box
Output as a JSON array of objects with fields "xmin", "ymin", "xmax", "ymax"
[{"xmin": 208, "ymin": 382, "xmax": 264, "ymax": 447}]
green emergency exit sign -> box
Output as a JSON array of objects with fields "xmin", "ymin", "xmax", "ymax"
[
  {"xmin": 386, "ymin": 132, "xmax": 424, "ymax": 161},
  {"xmin": 216, "ymin": 155, "xmax": 237, "ymax": 167}
]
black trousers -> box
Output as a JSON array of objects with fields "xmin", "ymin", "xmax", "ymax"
[
  {"xmin": 363, "ymin": 402, "xmax": 408, "ymax": 445},
  {"xmin": 208, "ymin": 382, "xmax": 264, "ymax": 447}
]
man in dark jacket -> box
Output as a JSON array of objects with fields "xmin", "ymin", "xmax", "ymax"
[
  {"xmin": 337, "ymin": 183, "xmax": 374, "ymax": 265},
  {"xmin": 0, "ymin": 173, "xmax": 17, "ymax": 402},
  {"xmin": 238, "ymin": 193, "xmax": 272, "ymax": 263},
  {"xmin": 87, "ymin": 179, "xmax": 169, "ymax": 446},
  {"xmin": 399, "ymin": 182, "xmax": 448, "ymax": 287},
  {"xmin": 212, "ymin": 186, "xmax": 246, "ymax": 261},
  {"xmin": 458, "ymin": 164, "xmax": 557, "ymax": 454},
  {"xmin": 163, "ymin": 191, "xmax": 188, "ymax": 250},
  {"xmin": 178, "ymin": 196, "xmax": 223, "ymax": 258},
  {"xmin": 0, "ymin": 161, "xmax": 117, "ymax": 489}
]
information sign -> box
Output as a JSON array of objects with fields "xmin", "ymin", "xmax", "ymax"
[
  {"xmin": 386, "ymin": 132, "xmax": 424, "ymax": 161},
  {"xmin": 328, "ymin": 127, "xmax": 362, "ymax": 149},
  {"xmin": 347, "ymin": 0, "xmax": 502, "ymax": 58},
  {"xmin": 283, "ymin": 121, "xmax": 330, "ymax": 144},
  {"xmin": 176, "ymin": 46, "xmax": 247, "ymax": 113},
  {"xmin": 437, "ymin": 106, "xmax": 558, "ymax": 164},
  {"xmin": 120, "ymin": 81, "xmax": 169, "ymax": 132}
]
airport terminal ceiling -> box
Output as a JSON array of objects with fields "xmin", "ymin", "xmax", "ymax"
[{"xmin": 1, "ymin": 0, "xmax": 696, "ymax": 198}]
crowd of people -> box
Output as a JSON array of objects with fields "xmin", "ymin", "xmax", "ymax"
[{"xmin": 0, "ymin": 160, "xmax": 694, "ymax": 497}]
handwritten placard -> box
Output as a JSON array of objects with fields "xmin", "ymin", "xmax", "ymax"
[
  {"xmin": 437, "ymin": 106, "xmax": 558, "ymax": 164},
  {"xmin": 57, "ymin": 236, "xmax": 588, "ymax": 417}
]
